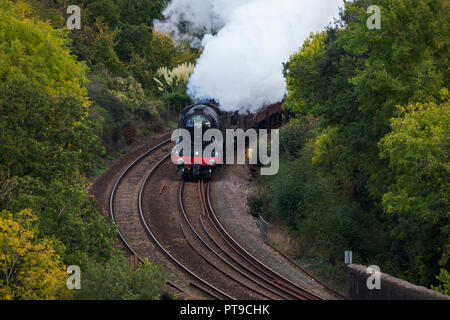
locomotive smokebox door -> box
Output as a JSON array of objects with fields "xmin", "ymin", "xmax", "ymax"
[{"xmin": 193, "ymin": 164, "xmax": 201, "ymax": 177}]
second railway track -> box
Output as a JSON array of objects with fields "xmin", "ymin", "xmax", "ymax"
[
  {"xmin": 109, "ymin": 137, "xmax": 340, "ymax": 300},
  {"xmin": 110, "ymin": 138, "xmax": 235, "ymax": 299}
]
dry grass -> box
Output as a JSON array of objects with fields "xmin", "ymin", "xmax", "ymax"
[
  {"xmin": 267, "ymin": 220, "xmax": 348, "ymax": 294},
  {"xmin": 268, "ymin": 222, "xmax": 304, "ymax": 257},
  {"xmin": 154, "ymin": 62, "xmax": 195, "ymax": 92}
]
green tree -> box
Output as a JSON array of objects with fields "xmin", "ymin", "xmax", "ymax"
[
  {"xmin": 432, "ymin": 269, "xmax": 450, "ymax": 295},
  {"xmin": 119, "ymin": 0, "xmax": 165, "ymax": 26},
  {"xmin": 0, "ymin": 0, "xmax": 115, "ymax": 267},
  {"xmin": 75, "ymin": 255, "xmax": 166, "ymax": 300},
  {"xmin": 281, "ymin": 0, "xmax": 449, "ymax": 286},
  {"xmin": 0, "ymin": 0, "xmax": 173, "ymax": 300},
  {"xmin": 379, "ymin": 97, "xmax": 449, "ymax": 284},
  {"xmin": 0, "ymin": 0, "xmax": 100, "ymax": 179}
]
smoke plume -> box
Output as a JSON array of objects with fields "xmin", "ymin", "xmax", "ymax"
[{"xmin": 155, "ymin": 0, "xmax": 343, "ymax": 113}]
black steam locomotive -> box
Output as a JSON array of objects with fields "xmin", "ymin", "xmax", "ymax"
[{"xmin": 172, "ymin": 100, "xmax": 283, "ymax": 179}]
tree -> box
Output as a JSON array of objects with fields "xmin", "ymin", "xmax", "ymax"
[
  {"xmin": 281, "ymin": 0, "xmax": 449, "ymax": 286},
  {"xmin": 0, "ymin": 0, "xmax": 115, "ymax": 268},
  {"xmin": 75, "ymin": 255, "xmax": 166, "ymax": 300},
  {"xmin": 0, "ymin": 0, "xmax": 101, "ymax": 180},
  {"xmin": 0, "ymin": 0, "xmax": 175, "ymax": 300},
  {"xmin": 432, "ymin": 269, "xmax": 450, "ymax": 296},
  {"xmin": 0, "ymin": 209, "xmax": 70, "ymax": 300},
  {"xmin": 379, "ymin": 96, "xmax": 449, "ymax": 284},
  {"xmin": 119, "ymin": 0, "xmax": 165, "ymax": 26}
]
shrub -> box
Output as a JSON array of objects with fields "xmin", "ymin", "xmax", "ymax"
[
  {"xmin": 279, "ymin": 122, "xmax": 308, "ymax": 156},
  {"xmin": 122, "ymin": 123, "xmax": 137, "ymax": 144},
  {"xmin": 75, "ymin": 255, "xmax": 166, "ymax": 300},
  {"xmin": 0, "ymin": 209, "xmax": 70, "ymax": 300}
]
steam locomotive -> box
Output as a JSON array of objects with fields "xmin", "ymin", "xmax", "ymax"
[{"xmin": 172, "ymin": 100, "xmax": 283, "ymax": 179}]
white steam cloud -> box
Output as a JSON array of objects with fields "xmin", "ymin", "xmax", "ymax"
[{"xmin": 155, "ymin": 0, "xmax": 343, "ymax": 113}]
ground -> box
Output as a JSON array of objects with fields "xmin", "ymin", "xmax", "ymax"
[
  {"xmin": 90, "ymin": 134, "xmax": 342, "ymax": 299},
  {"xmin": 211, "ymin": 163, "xmax": 340, "ymax": 299}
]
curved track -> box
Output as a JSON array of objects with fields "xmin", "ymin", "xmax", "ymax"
[
  {"xmin": 109, "ymin": 139, "xmax": 232, "ymax": 299},
  {"xmin": 202, "ymin": 180, "xmax": 323, "ymax": 300},
  {"xmin": 109, "ymin": 138, "xmax": 341, "ymax": 300},
  {"xmin": 180, "ymin": 181, "xmax": 284, "ymax": 300},
  {"xmin": 138, "ymin": 154, "xmax": 235, "ymax": 300}
]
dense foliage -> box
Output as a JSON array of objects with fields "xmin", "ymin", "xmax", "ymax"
[
  {"xmin": 66, "ymin": 0, "xmax": 198, "ymax": 150},
  {"xmin": 34, "ymin": 0, "xmax": 198, "ymax": 152},
  {"xmin": 0, "ymin": 209, "xmax": 70, "ymax": 299},
  {"xmin": 0, "ymin": 0, "xmax": 113, "ymax": 269},
  {"xmin": 1, "ymin": 0, "xmax": 448, "ymax": 299},
  {"xmin": 257, "ymin": 0, "xmax": 449, "ymax": 289},
  {"xmin": 75, "ymin": 256, "xmax": 166, "ymax": 300},
  {"xmin": 0, "ymin": 0, "xmax": 199, "ymax": 299}
]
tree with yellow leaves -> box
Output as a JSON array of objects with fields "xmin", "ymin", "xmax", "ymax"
[{"xmin": 0, "ymin": 209, "xmax": 70, "ymax": 300}]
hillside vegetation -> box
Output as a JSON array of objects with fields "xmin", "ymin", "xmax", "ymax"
[
  {"xmin": 0, "ymin": 0, "xmax": 448, "ymax": 299},
  {"xmin": 252, "ymin": 0, "xmax": 449, "ymax": 291},
  {"xmin": 0, "ymin": 0, "xmax": 196, "ymax": 299}
]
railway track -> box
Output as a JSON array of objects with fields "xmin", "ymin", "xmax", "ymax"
[
  {"xmin": 262, "ymin": 240, "xmax": 349, "ymax": 300},
  {"xmin": 108, "ymin": 138, "xmax": 188, "ymax": 296},
  {"xmin": 199, "ymin": 180, "xmax": 323, "ymax": 300},
  {"xmin": 180, "ymin": 181, "xmax": 283, "ymax": 300},
  {"xmin": 138, "ymin": 153, "xmax": 235, "ymax": 300},
  {"xmin": 109, "ymin": 138, "xmax": 231, "ymax": 299},
  {"xmin": 109, "ymin": 137, "xmax": 340, "ymax": 300},
  {"xmin": 140, "ymin": 158, "xmax": 262, "ymax": 299}
]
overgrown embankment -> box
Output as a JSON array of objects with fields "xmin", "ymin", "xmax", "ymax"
[
  {"xmin": 250, "ymin": 0, "xmax": 449, "ymax": 294},
  {"xmin": 0, "ymin": 0, "xmax": 196, "ymax": 299}
]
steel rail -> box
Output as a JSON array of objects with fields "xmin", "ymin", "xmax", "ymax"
[
  {"xmin": 196, "ymin": 181, "xmax": 299, "ymax": 300},
  {"xmin": 179, "ymin": 181, "xmax": 284, "ymax": 300},
  {"xmin": 138, "ymin": 155, "xmax": 235, "ymax": 300},
  {"xmin": 205, "ymin": 180, "xmax": 324, "ymax": 300},
  {"xmin": 263, "ymin": 240, "xmax": 349, "ymax": 300},
  {"xmin": 197, "ymin": 215, "xmax": 294, "ymax": 300},
  {"xmin": 199, "ymin": 181, "xmax": 309, "ymax": 300},
  {"xmin": 107, "ymin": 138, "xmax": 188, "ymax": 295},
  {"xmin": 180, "ymin": 225, "xmax": 270, "ymax": 300},
  {"xmin": 189, "ymin": 282, "xmax": 224, "ymax": 300}
]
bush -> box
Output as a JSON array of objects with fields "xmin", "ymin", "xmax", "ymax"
[
  {"xmin": 265, "ymin": 141, "xmax": 388, "ymax": 265},
  {"xmin": 279, "ymin": 122, "xmax": 308, "ymax": 156},
  {"xmin": 432, "ymin": 269, "xmax": 450, "ymax": 296},
  {"xmin": 0, "ymin": 209, "xmax": 70, "ymax": 300},
  {"xmin": 75, "ymin": 255, "xmax": 166, "ymax": 300}
]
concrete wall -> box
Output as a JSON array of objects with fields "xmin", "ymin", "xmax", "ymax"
[{"xmin": 348, "ymin": 264, "xmax": 450, "ymax": 300}]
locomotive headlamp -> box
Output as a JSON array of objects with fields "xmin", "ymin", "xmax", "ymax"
[
  {"xmin": 177, "ymin": 158, "xmax": 184, "ymax": 165},
  {"xmin": 208, "ymin": 159, "xmax": 216, "ymax": 166}
]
